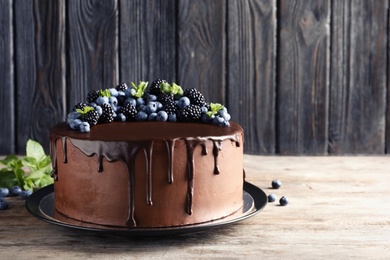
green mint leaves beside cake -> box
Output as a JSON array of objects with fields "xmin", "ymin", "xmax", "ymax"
[{"xmin": 66, "ymin": 80, "xmax": 231, "ymax": 133}]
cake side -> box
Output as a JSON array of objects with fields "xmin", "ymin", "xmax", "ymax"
[{"xmin": 51, "ymin": 122, "xmax": 244, "ymax": 227}]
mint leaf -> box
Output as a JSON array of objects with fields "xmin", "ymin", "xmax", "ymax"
[
  {"xmin": 160, "ymin": 82, "xmax": 183, "ymax": 96},
  {"xmin": 0, "ymin": 168, "xmax": 18, "ymax": 188},
  {"xmin": 206, "ymin": 103, "xmax": 224, "ymax": 117},
  {"xmin": 21, "ymin": 157, "xmax": 39, "ymax": 171},
  {"xmin": 98, "ymin": 89, "xmax": 111, "ymax": 98},
  {"xmin": 131, "ymin": 81, "xmax": 148, "ymax": 98},
  {"xmin": 76, "ymin": 106, "xmax": 94, "ymax": 115},
  {"xmin": 0, "ymin": 155, "xmax": 19, "ymax": 168},
  {"xmin": 26, "ymin": 139, "xmax": 46, "ymax": 162}
]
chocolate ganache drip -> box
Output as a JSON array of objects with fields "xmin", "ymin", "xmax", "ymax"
[{"xmin": 50, "ymin": 122, "xmax": 242, "ymax": 227}]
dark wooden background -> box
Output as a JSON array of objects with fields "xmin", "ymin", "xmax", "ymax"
[{"xmin": 0, "ymin": 0, "xmax": 388, "ymax": 155}]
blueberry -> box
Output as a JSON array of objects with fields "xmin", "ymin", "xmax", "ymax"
[
  {"xmin": 178, "ymin": 97, "xmax": 190, "ymax": 109},
  {"xmin": 271, "ymin": 179, "xmax": 282, "ymax": 189},
  {"xmin": 138, "ymin": 105, "xmax": 147, "ymax": 112},
  {"xmin": 79, "ymin": 122, "xmax": 90, "ymax": 133},
  {"xmin": 115, "ymin": 113, "xmax": 126, "ymax": 122},
  {"xmin": 218, "ymin": 109, "xmax": 231, "ymax": 121},
  {"xmin": 96, "ymin": 96, "xmax": 109, "ymax": 105},
  {"xmin": 9, "ymin": 186, "xmax": 22, "ymax": 196},
  {"xmin": 168, "ymin": 113, "xmax": 177, "ymax": 122},
  {"xmin": 89, "ymin": 102, "xmax": 97, "ymax": 108},
  {"xmin": 0, "ymin": 198, "xmax": 9, "ymax": 210},
  {"xmin": 156, "ymin": 102, "xmax": 163, "ymax": 110},
  {"xmin": 201, "ymin": 113, "xmax": 212, "ymax": 123},
  {"xmin": 117, "ymin": 90, "xmax": 126, "ymax": 96},
  {"xmin": 148, "ymin": 113, "xmax": 157, "ymax": 121},
  {"xmin": 0, "ymin": 188, "xmax": 9, "ymax": 197},
  {"xmin": 109, "ymin": 88, "xmax": 119, "ymax": 97},
  {"xmin": 130, "ymin": 89, "xmax": 137, "ymax": 96},
  {"xmin": 156, "ymin": 111, "xmax": 168, "ymax": 122},
  {"xmin": 221, "ymin": 120, "xmax": 230, "ymax": 127},
  {"xmin": 200, "ymin": 106, "xmax": 208, "ymax": 114},
  {"xmin": 95, "ymin": 106, "xmax": 103, "ymax": 116},
  {"xmin": 66, "ymin": 112, "xmax": 80, "ymax": 124},
  {"xmin": 124, "ymin": 97, "xmax": 136, "ymax": 107},
  {"xmin": 146, "ymin": 102, "xmax": 158, "ymax": 114},
  {"xmin": 279, "ymin": 196, "xmax": 288, "ymax": 206},
  {"xmin": 136, "ymin": 97, "xmax": 145, "ymax": 107},
  {"xmin": 268, "ymin": 194, "xmax": 276, "ymax": 203},
  {"xmin": 135, "ymin": 111, "xmax": 148, "ymax": 121},
  {"xmin": 20, "ymin": 190, "xmax": 33, "ymax": 200},
  {"xmin": 124, "ymin": 88, "xmax": 132, "ymax": 97},
  {"xmin": 213, "ymin": 116, "xmax": 224, "ymax": 126},
  {"xmin": 149, "ymin": 94, "xmax": 157, "ymax": 101},
  {"xmin": 70, "ymin": 119, "xmax": 82, "ymax": 130},
  {"xmin": 109, "ymin": 96, "xmax": 118, "ymax": 106}
]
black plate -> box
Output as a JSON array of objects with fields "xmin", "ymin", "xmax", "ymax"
[{"xmin": 25, "ymin": 182, "xmax": 267, "ymax": 236}]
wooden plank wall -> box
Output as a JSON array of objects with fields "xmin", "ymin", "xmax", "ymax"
[{"xmin": 0, "ymin": 0, "xmax": 388, "ymax": 155}]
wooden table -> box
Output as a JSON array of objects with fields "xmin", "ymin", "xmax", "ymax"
[{"xmin": 1, "ymin": 156, "xmax": 390, "ymax": 259}]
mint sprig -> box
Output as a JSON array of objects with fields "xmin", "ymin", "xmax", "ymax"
[
  {"xmin": 131, "ymin": 81, "xmax": 148, "ymax": 98},
  {"xmin": 206, "ymin": 103, "xmax": 224, "ymax": 117},
  {"xmin": 0, "ymin": 140, "xmax": 53, "ymax": 191},
  {"xmin": 160, "ymin": 82, "xmax": 183, "ymax": 96},
  {"xmin": 76, "ymin": 106, "xmax": 94, "ymax": 115},
  {"xmin": 98, "ymin": 89, "xmax": 111, "ymax": 98}
]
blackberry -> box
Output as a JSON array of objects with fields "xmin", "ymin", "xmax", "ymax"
[
  {"xmin": 158, "ymin": 92, "xmax": 174, "ymax": 105},
  {"xmin": 120, "ymin": 103, "xmax": 137, "ymax": 121},
  {"xmin": 183, "ymin": 88, "xmax": 206, "ymax": 106},
  {"xmin": 177, "ymin": 104, "xmax": 201, "ymax": 122},
  {"xmin": 163, "ymin": 100, "xmax": 178, "ymax": 115},
  {"xmin": 86, "ymin": 90, "xmax": 99, "ymax": 103},
  {"xmin": 81, "ymin": 109, "xmax": 99, "ymax": 126},
  {"xmin": 72, "ymin": 102, "xmax": 87, "ymax": 111},
  {"xmin": 149, "ymin": 79, "xmax": 167, "ymax": 95},
  {"xmin": 116, "ymin": 82, "xmax": 128, "ymax": 92},
  {"xmin": 99, "ymin": 103, "xmax": 114, "ymax": 123}
]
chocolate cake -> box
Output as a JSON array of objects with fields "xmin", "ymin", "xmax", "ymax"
[{"xmin": 49, "ymin": 80, "xmax": 245, "ymax": 228}]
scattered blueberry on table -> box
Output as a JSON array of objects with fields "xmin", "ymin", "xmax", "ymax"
[
  {"xmin": 20, "ymin": 190, "xmax": 33, "ymax": 200},
  {"xmin": 9, "ymin": 186, "xmax": 22, "ymax": 196},
  {"xmin": 0, "ymin": 187, "xmax": 9, "ymax": 197},
  {"xmin": 0, "ymin": 198, "xmax": 9, "ymax": 210},
  {"xmin": 279, "ymin": 196, "xmax": 288, "ymax": 206},
  {"xmin": 271, "ymin": 179, "xmax": 282, "ymax": 189},
  {"xmin": 268, "ymin": 193, "xmax": 276, "ymax": 203}
]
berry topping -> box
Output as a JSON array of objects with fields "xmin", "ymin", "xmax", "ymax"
[
  {"xmin": 72, "ymin": 102, "xmax": 87, "ymax": 111},
  {"xmin": 183, "ymin": 88, "xmax": 206, "ymax": 106},
  {"xmin": 99, "ymin": 103, "xmax": 114, "ymax": 123},
  {"xmin": 66, "ymin": 79, "xmax": 232, "ymax": 132},
  {"xmin": 120, "ymin": 103, "xmax": 137, "ymax": 121},
  {"xmin": 86, "ymin": 90, "xmax": 99, "ymax": 103},
  {"xmin": 81, "ymin": 109, "xmax": 99, "ymax": 126},
  {"xmin": 177, "ymin": 104, "xmax": 202, "ymax": 122},
  {"xmin": 116, "ymin": 82, "xmax": 128, "ymax": 92},
  {"xmin": 149, "ymin": 79, "xmax": 167, "ymax": 95}
]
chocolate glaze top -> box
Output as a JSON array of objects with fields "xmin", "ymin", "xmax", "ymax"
[{"xmin": 51, "ymin": 121, "xmax": 243, "ymax": 141}]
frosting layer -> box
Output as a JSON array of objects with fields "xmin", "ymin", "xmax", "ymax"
[{"xmin": 50, "ymin": 122, "xmax": 244, "ymax": 227}]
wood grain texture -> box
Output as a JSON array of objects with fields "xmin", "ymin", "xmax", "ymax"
[
  {"xmin": 14, "ymin": 0, "xmax": 66, "ymax": 153},
  {"xmin": 0, "ymin": 0, "xmax": 15, "ymax": 154},
  {"xmin": 119, "ymin": 0, "xmax": 176, "ymax": 83},
  {"xmin": 67, "ymin": 0, "xmax": 118, "ymax": 107},
  {"xmin": 2, "ymin": 156, "xmax": 390, "ymax": 259},
  {"xmin": 227, "ymin": 0, "xmax": 276, "ymax": 154},
  {"xmin": 329, "ymin": 0, "xmax": 388, "ymax": 154},
  {"xmin": 277, "ymin": 0, "xmax": 330, "ymax": 155},
  {"xmin": 177, "ymin": 0, "xmax": 226, "ymax": 103}
]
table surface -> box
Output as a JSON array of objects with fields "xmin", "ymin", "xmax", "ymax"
[{"xmin": 1, "ymin": 155, "xmax": 390, "ymax": 259}]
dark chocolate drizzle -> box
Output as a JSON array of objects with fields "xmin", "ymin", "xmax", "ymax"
[{"xmin": 50, "ymin": 123, "xmax": 242, "ymax": 226}]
